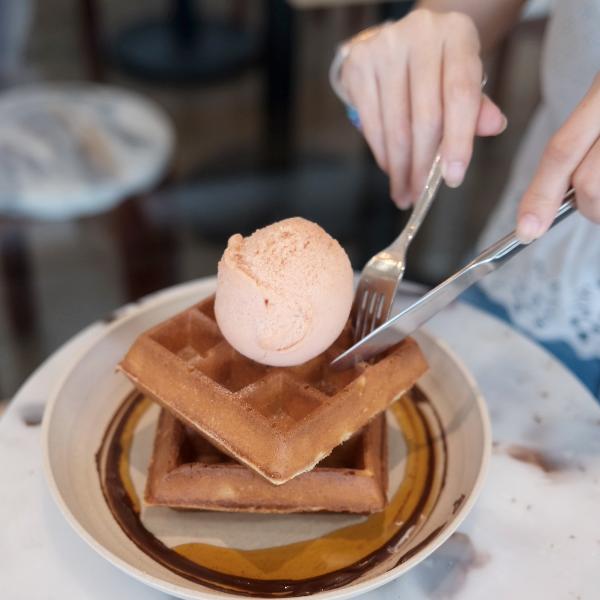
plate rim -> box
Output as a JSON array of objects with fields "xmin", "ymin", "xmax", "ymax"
[{"xmin": 42, "ymin": 277, "xmax": 491, "ymax": 600}]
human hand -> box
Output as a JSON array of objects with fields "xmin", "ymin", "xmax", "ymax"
[
  {"xmin": 516, "ymin": 74, "xmax": 600, "ymax": 243},
  {"xmin": 339, "ymin": 9, "xmax": 507, "ymax": 208}
]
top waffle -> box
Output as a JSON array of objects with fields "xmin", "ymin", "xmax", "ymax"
[{"xmin": 119, "ymin": 295, "xmax": 427, "ymax": 484}]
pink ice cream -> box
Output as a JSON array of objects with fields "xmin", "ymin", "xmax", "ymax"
[{"xmin": 215, "ymin": 217, "xmax": 354, "ymax": 366}]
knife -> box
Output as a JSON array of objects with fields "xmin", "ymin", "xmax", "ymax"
[{"xmin": 331, "ymin": 190, "xmax": 577, "ymax": 370}]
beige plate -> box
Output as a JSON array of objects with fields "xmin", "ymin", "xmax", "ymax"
[{"xmin": 42, "ymin": 278, "xmax": 491, "ymax": 600}]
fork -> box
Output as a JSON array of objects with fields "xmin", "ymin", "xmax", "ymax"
[
  {"xmin": 352, "ymin": 72, "xmax": 487, "ymax": 342},
  {"xmin": 353, "ymin": 153, "xmax": 443, "ymax": 342}
]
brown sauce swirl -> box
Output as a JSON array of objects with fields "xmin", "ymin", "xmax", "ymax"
[{"xmin": 96, "ymin": 388, "xmax": 446, "ymax": 596}]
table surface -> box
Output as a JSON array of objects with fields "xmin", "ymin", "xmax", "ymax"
[{"xmin": 2, "ymin": 279, "xmax": 600, "ymax": 600}]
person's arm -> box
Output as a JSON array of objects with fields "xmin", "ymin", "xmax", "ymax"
[
  {"xmin": 338, "ymin": 5, "xmax": 519, "ymax": 207},
  {"xmin": 417, "ymin": 0, "xmax": 526, "ymax": 53}
]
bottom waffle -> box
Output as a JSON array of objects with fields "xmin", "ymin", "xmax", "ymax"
[{"xmin": 145, "ymin": 406, "xmax": 388, "ymax": 514}]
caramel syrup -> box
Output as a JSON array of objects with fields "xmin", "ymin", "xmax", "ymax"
[{"xmin": 97, "ymin": 389, "xmax": 446, "ymax": 596}]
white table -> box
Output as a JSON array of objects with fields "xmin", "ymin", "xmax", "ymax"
[{"xmin": 2, "ymin": 280, "xmax": 600, "ymax": 599}]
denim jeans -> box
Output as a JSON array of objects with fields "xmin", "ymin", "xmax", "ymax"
[{"xmin": 461, "ymin": 286, "xmax": 600, "ymax": 399}]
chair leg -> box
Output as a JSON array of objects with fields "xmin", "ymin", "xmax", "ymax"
[
  {"xmin": 110, "ymin": 195, "xmax": 179, "ymax": 302},
  {"xmin": 0, "ymin": 222, "xmax": 38, "ymax": 338}
]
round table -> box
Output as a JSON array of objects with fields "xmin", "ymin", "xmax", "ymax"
[{"xmin": 1, "ymin": 279, "xmax": 599, "ymax": 599}]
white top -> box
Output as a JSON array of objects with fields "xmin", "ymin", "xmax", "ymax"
[
  {"xmin": 0, "ymin": 84, "xmax": 174, "ymax": 220},
  {"xmin": 478, "ymin": 0, "xmax": 600, "ymax": 359},
  {"xmin": 2, "ymin": 280, "xmax": 600, "ymax": 599}
]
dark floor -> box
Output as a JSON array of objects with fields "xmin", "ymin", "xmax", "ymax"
[{"xmin": 0, "ymin": 1, "xmax": 545, "ymax": 399}]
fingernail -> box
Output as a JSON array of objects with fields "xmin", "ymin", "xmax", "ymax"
[
  {"xmin": 499, "ymin": 114, "xmax": 508, "ymax": 133},
  {"xmin": 443, "ymin": 161, "xmax": 465, "ymax": 188},
  {"xmin": 393, "ymin": 194, "xmax": 412, "ymax": 210},
  {"xmin": 516, "ymin": 213, "xmax": 541, "ymax": 244}
]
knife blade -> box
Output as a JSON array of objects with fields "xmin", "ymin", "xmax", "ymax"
[{"xmin": 331, "ymin": 190, "xmax": 576, "ymax": 370}]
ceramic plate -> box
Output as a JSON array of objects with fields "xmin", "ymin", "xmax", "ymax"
[{"xmin": 42, "ymin": 278, "xmax": 491, "ymax": 600}]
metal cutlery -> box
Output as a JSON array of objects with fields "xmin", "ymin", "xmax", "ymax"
[
  {"xmin": 353, "ymin": 153, "xmax": 443, "ymax": 342},
  {"xmin": 333, "ymin": 189, "xmax": 577, "ymax": 370},
  {"xmin": 352, "ymin": 77, "xmax": 488, "ymax": 343}
]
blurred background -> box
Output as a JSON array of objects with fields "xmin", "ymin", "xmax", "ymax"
[{"xmin": 0, "ymin": 0, "xmax": 550, "ymax": 400}]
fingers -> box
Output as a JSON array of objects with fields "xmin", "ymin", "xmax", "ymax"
[
  {"xmin": 342, "ymin": 45, "xmax": 388, "ymax": 172},
  {"xmin": 572, "ymin": 137, "xmax": 600, "ymax": 223},
  {"xmin": 476, "ymin": 94, "xmax": 507, "ymax": 137},
  {"xmin": 440, "ymin": 13, "xmax": 483, "ymax": 188},
  {"xmin": 337, "ymin": 9, "xmax": 505, "ymax": 209},
  {"xmin": 373, "ymin": 27, "xmax": 412, "ymax": 207},
  {"xmin": 517, "ymin": 76, "xmax": 600, "ymax": 242},
  {"xmin": 407, "ymin": 15, "xmax": 443, "ymax": 205}
]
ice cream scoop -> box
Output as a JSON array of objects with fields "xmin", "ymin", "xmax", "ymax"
[{"xmin": 215, "ymin": 217, "xmax": 354, "ymax": 366}]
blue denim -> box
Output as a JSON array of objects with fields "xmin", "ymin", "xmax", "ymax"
[{"xmin": 461, "ymin": 286, "xmax": 600, "ymax": 399}]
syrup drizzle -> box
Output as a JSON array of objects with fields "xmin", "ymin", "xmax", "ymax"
[{"xmin": 97, "ymin": 388, "xmax": 446, "ymax": 596}]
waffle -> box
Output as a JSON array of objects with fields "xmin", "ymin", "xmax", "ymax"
[
  {"xmin": 119, "ymin": 295, "xmax": 427, "ymax": 485},
  {"xmin": 145, "ymin": 407, "xmax": 388, "ymax": 513}
]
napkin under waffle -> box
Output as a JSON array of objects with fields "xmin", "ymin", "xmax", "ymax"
[
  {"xmin": 145, "ymin": 407, "xmax": 388, "ymax": 513},
  {"xmin": 120, "ymin": 296, "xmax": 427, "ymax": 484}
]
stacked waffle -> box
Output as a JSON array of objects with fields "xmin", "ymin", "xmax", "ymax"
[{"xmin": 119, "ymin": 295, "xmax": 427, "ymax": 514}]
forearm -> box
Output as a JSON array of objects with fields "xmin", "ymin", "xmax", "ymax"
[{"xmin": 416, "ymin": 0, "xmax": 526, "ymax": 53}]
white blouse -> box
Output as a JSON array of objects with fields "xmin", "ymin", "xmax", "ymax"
[{"xmin": 477, "ymin": 0, "xmax": 600, "ymax": 359}]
